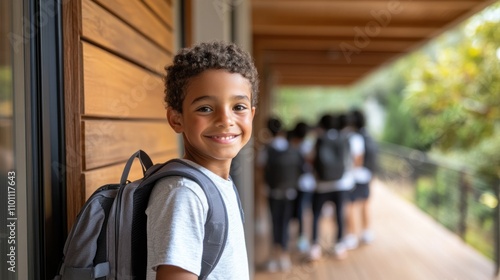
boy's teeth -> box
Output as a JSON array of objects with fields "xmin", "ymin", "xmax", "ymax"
[{"xmin": 214, "ymin": 135, "xmax": 234, "ymax": 140}]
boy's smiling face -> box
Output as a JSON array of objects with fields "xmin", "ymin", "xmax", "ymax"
[{"xmin": 168, "ymin": 69, "xmax": 255, "ymax": 171}]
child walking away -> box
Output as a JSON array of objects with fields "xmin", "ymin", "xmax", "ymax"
[
  {"xmin": 289, "ymin": 121, "xmax": 316, "ymax": 253},
  {"xmin": 147, "ymin": 41, "xmax": 258, "ymax": 280},
  {"xmin": 309, "ymin": 113, "xmax": 354, "ymax": 261},
  {"xmin": 345, "ymin": 109, "xmax": 377, "ymax": 251},
  {"xmin": 258, "ymin": 117, "xmax": 304, "ymax": 272}
]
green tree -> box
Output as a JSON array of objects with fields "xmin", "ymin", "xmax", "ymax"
[
  {"xmin": 404, "ymin": 3, "xmax": 500, "ymax": 177},
  {"xmin": 355, "ymin": 53, "xmax": 430, "ymax": 149}
]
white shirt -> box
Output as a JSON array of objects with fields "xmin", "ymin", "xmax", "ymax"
[
  {"xmin": 350, "ymin": 132, "xmax": 372, "ymax": 184},
  {"xmin": 146, "ymin": 159, "xmax": 249, "ymax": 280}
]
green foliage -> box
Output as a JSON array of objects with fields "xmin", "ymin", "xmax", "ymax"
[
  {"xmin": 0, "ymin": 67, "xmax": 13, "ymax": 118},
  {"xmin": 0, "ymin": 66, "xmax": 12, "ymax": 103},
  {"xmin": 414, "ymin": 166, "xmax": 495, "ymax": 259},
  {"xmin": 404, "ymin": 3, "xmax": 500, "ymax": 154},
  {"xmin": 465, "ymin": 228, "xmax": 494, "ymax": 260},
  {"xmin": 355, "ymin": 47, "xmax": 432, "ymax": 149},
  {"xmin": 273, "ymin": 87, "xmax": 363, "ymax": 129},
  {"xmin": 415, "ymin": 177, "xmax": 436, "ymax": 213},
  {"xmin": 381, "ymin": 93, "xmax": 431, "ymax": 150},
  {"xmin": 415, "ymin": 168, "xmax": 462, "ymax": 231},
  {"xmin": 356, "ymin": 54, "xmax": 413, "ymax": 106},
  {"xmin": 466, "ymin": 193, "xmax": 495, "ymax": 259},
  {"xmin": 367, "ymin": 2, "xmax": 500, "ymax": 260},
  {"xmin": 464, "ymin": 132, "xmax": 500, "ymax": 179}
]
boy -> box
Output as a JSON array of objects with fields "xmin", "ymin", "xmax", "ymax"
[{"xmin": 146, "ymin": 41, "xmax": 258, "ymax": 280}]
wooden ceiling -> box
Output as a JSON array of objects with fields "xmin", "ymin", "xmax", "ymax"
[{"xmin": 252, "ymin": 0, "xmax": 497, "ymax": 86}]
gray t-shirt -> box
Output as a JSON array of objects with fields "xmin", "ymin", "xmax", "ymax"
[{"xmin": 146, "ymin": 159, "xmax": 249, "ymax": 280}]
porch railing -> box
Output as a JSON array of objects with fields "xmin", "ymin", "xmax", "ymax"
[{"xmin": 375, "ymin": 142, "xmax": 498, "ymax": 275}]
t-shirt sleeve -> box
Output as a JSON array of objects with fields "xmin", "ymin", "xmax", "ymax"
[{"xmin": 146, "ymin": 177, "xmax": 207, "ymax": 276}]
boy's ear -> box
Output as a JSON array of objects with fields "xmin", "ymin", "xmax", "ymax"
[{"xmin": 167, "ymin": 108, "xmax": 183, "ymax": 133}]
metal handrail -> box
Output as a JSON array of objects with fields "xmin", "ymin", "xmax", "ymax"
[{"xmin": 375, "ymin": 142, "xmax": 498, "ymax": 276}]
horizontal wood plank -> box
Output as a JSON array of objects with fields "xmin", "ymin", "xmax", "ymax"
[
  {"xmin": 264, "ymin": 50, "xmax": 401, "ymax": 66},
  {"xmin": 251, "ymin": 0, "xmax": 497, "ymax": 87},
  {"xmin": 253, "ymin": 24, "xmax": 437, "ymax": 39},
  {"xmin": 273, "ymin": 64, "xmax": 373, "ymax": 77},
  {"xmin": 252, "ymin": 1, "xmax": 475, "ymax": 27},
  {"xmin": 83, "ymin": 119, "xmax": 178, "ymax": 170},
  {"xmin": 94, "ymin": 0, "xmax": 173, "ymax": 53},
  {"xmin": 275, "ymin": 75, "xmax": 357, "ymax": 86},
  {"xmin": 82, "ymin": 42, "xmax": 166, "ymax": 119},
  {"xmin": 254, "ymin": 36, "xmax": 419, "ymax": 52},
  {"xmin": 83, "ymin": 150, "xmax": 178, "ymax": 198},
  {"xmin": 82, "ymin": 0, "xmax": 171, "ymax": 74},
  {"xmin": 143, "ymin": 0, "xmax": 173, "ymax": 29}
]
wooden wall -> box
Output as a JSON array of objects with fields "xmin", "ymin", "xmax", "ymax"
[{"xmin": 64, "ymin": 0, "xmax": 178, "ymax": 228}]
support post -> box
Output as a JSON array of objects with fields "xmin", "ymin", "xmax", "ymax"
[{"xmin": 457, "ymin": 171, "xmax": 469, "ymax": 239}]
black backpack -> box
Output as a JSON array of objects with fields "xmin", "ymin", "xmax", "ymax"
[
  {"xmin": 314, "ymin": 129, "xmax": 350, "ymax": 181},
  {"xmin": 54, "ymin": 150, "xmax": 243, "ymax": 280},
  {"xmin": 360, "ymin": 129, "xmax": 378, "ymax": 174},
  {"xmin": 264, "ymin": 145, "xmax": 304, "ymax": 192}
]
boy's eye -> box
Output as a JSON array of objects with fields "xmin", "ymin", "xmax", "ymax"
[
  {"xmin": 196, "ymin": 106, "xmax": 213, "ymax": 113},
  {"xmin": 234, "ymin": 104, "xmax": 248, "ymax": 111}
]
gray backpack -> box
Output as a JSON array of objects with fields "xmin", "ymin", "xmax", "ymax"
[{"xmin": 54, "ymin": 150, "xmax": 243, "ymax": 280}]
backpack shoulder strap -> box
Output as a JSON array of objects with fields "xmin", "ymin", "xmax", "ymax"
[{"xmin": 143, "ymin": 159, "xmax": 228, "ymax": 280}]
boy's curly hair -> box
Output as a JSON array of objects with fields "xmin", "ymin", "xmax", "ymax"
[{"xmin": 165, "ymin": 41, "xmax": 259, "ymax": 112}]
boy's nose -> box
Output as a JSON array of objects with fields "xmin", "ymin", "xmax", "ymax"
[{"xmin": 215, "ymin": 109, "xmax": 235, "ymax": 127}]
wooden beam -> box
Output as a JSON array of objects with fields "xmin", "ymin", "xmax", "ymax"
[
  {"xmin": 63, "ymin": 0, "xmax": 84, "ymax": 231},
  {"xmin": 254, "ymin": 36, "xmax": 420, "ymax": 52},
  {"xmin": 251, "ymin": 0, "xmax": 498, "ymax": 87},
  {"xmin": 252, "ymin": 0, "xmax": 482, "ymax": 12},
  {"xmin": 253, "ymin": 24, "xmax": 439, "ymax": 38},
  {"xmin": 263, "ymin": 50, "xmax": 402, "ymax": 66},
  {"xmin": 272, "ymin": 64, "xmax": 373, "ymax": 77},
  {"xmin": 274, "ymin": 75, "xmax": 357, "ymax": 86}
]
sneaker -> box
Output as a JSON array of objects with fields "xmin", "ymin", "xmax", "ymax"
[
  {"xmin": 279, "ymin": 254, "xmax": 292, "ymax": 272},
  {"xmin": 343, "ymin": 234, "xmax": 359, "ymax": 250},
  {"xmin": 264, "ymin": 259, "xmax": 279, "ymax": 272},
  {"xmin": 308, "ymin": 244, "xmax": 322, "ymax": 261},
  {"xmin": 333, "ymin": 242, "xmax": 348, "ymax": 259},
  {"xmin": 297, "ymin": 235, "xmax": 310, "ymax": 253},
  {"xmin": 360, "ymin": 230, "xmax": 375, "ymax": 244}
]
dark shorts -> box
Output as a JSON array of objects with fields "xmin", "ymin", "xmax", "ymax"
[{"xmin": 349, "ymin": 182, "xmax": 370, "ymax": 202}]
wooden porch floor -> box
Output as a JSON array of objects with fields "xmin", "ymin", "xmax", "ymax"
[{"xmin": 253, "ymin": 180, "xmax": 495, "ymax": 280}]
